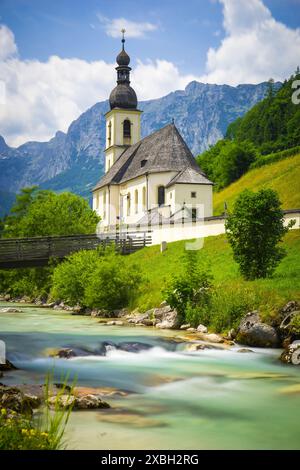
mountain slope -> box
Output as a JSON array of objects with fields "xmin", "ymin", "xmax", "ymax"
[
  {"xmin": 213, "ymin": 153, "xmax": 300, "ymax": 215},
  {"xmin": 0, "ymin": 81, "xmax": 275, "ymax": 206}
]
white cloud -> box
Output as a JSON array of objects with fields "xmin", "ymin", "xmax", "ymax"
[
  {"xmin": 97, "ymin": 14, "xmax": 157, "ymax": 38},
  {"xmin": 133, "ymin": 59, "xmax": 197, "ymax": 100},
  {"xmin": 1, "ymin": 0, "xmax": 300, "ymax": 146},
  {"xmin": 0, "ymin": 25, "xmax": 196, "ymax": 147},
  {"xmin": 200, "ymin": 0, "xmax": 300, "ymax": 85},
  {"xmin": 0, "ymin": 24, "xmax": 18, "ymax": 60}
]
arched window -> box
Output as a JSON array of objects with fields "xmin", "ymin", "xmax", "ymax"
[
  {"xmin": 135, "ymin": 189, "xmax": 138, "ymax": 213},
  {"xmin": 127, "ymin": 192, "xmax": 131, "ymax": 216},
  {"xmin": 108, "ymin": 121, "xmax": 112, "ymax": 146},
  {"xmin": 142, "ymin": 186, "xmax": 146, "ymax": 210},
  {"xmin": 123, "ymin": 119, "xmax": 131, "ymax": 145},
  {"xmin": 157, "ymin": 186, "xmax": 165, "ymax": 206}
]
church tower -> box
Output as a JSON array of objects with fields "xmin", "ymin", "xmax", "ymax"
[{"xmin": 105, "ymin": 30, "xmax": 142, "ymax": 173}]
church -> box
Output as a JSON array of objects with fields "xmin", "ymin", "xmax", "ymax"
[{"xmin": 92, "ymin": 34, "xmax": 213, "ymax": 235}]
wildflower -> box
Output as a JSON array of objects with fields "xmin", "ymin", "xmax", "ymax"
[
  {"xmin": 1, "ymin": 408, "xmax": 6, "ymax": 416},
  {"xmin": 21, "ymin": 428, "xmax": 28, "ymax": 435},
  {"xmin": 30, "ymin": 429, "xmax": 36, "ymax": 436},
  {"xmin": 41, "ymin": 432, "xmax": 48, "ymax": 437}
]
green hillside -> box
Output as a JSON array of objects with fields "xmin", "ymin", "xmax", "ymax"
[
  {"xmin": 126, "ymin": 230, "xmax": 300, "ymax": 324},
  {"xmin": 213, "ymin": 153, "xmax": 300, "ymax": 215}
]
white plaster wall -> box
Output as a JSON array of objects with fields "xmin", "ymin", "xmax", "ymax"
[
  {"xmin": 147, "ymin": 172, "xmax": 177, "ymax": 209},
  {"xmin": 173, "ymin": 183, "xmax": 213, "ymax": 218}
]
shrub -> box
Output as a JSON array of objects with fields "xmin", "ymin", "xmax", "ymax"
[
  {"xmin": 51, "ymin": 250, "xmax": 103, "ymax": 305},
  {"xmin": 51, "ymin": 247, "xmax": 142, "ymax": 311},
  {"xmin": 163, "ymin": 250, "xmax": 213, "ymax": 325},
  {"xmin": 226, "ymin": 189, "xmax": 294, "ymax": 280},
  {"xmin": 83, "ymin": 253, "xmax": 142, "ymax": 310}
]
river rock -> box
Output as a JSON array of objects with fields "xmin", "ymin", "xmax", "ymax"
[
  {"xmin": 155, "ymin": 306, "xmax": 179, "ymax": 329},
  {"xmin": 280, "ymin": 340, "xmax": 300, "ymax": 365},
  {"xmin": 47, "ymin": 394, "xmax": 110, "ymax": 410},
  {"xmin": 117, "ymin": 342, "xmax": 153, "ymax": 353},
  {"xmin": 228, "ymin": 328, "xmax": 237, "ymax": 340},
  {"xmin": 0, "ymin": 307, "xmax": 23, "ymax": 313},
  {"xmin": 186, "ymin": 327, "xmax": 196, "ymax": 332},
  {"xmin": 236, "ymin": 311, "xmax": 279, "ymax": 348},
  {"xmin": 236, "ymin": 348, "xmax": 254, "ymax": 353},
  {"xmin": 0, "ymin": 359, "xmax": 17, "ymax": 371},
  {"xmin": 106, "ymin": 320, "xmax": 124, "ymax": 326},
  {"xmin": 198, "ymin": 333, "xmax": 224, "ymax": 343},
  {"xmin": 197, "ymin": 324, "xmax": 208, "ymax": 333},
  {"xmin": 52, "ymin": 348, "xmax": 77, "ymax": 359},
  {"xmin": 180, "ymin": 324, "xmax": 191, "ymax": 330},
  {"xmin": 0, "ymin": 385, "xmax": 41, "ymax": 414}
]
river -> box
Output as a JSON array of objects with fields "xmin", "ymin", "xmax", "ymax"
[{"xmin": 1, "ymin": 303, "xmax": 300, "ymax": 450}]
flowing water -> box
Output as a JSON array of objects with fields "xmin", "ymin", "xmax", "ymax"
[{"xmin": 1, "ymin": 303, "xmax": 300, "ymax": 450}]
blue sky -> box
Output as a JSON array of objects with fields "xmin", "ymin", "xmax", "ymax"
[
  {"xmin": 0, "ymin": 0, "xmax": 300, "ymax": 146},
  {"xmin": 1, "ymin": 0, "xmax": 299, "ymax": 75}
]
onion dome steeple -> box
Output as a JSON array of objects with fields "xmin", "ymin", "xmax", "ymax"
[{"xmin": 109, "ymin": 29, "xmax": 138, "ymax": 110}]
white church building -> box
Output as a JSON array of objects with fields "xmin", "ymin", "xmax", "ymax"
[{"xmin": 93, "ymin": 34, "xmax": 215, "ymax": 244}]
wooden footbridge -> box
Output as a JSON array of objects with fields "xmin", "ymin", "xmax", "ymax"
[{"xmin": 0, "ymin": 232, "xmax": 152, "ymax": 269}]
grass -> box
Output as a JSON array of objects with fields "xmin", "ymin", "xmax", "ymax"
[
  {"xmin": 213, "ymin": 153, "xmax": 300, "ymax": 215},
  {"xmin": 127, "ymin": 230, "xmax": 300, "ymax": 329}
]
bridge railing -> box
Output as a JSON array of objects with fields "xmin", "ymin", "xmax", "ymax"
[{"xmin": 0, "ymin": 232, "xmax": 152, "ymax": 269}]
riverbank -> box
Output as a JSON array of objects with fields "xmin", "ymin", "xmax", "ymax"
[{"xmin": 1, "ymin": 303, "xmax": 300, "ymax": 449}]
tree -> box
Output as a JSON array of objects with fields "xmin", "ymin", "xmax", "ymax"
[
  {"xmin": 197, "ymin": 140, "xmax": 257, "ymax": 191},
  {"xmin": 225, "ymin": 189, "xmax": 294, "ymax": 280},
  {"xmin": 3, "ymin": 189, "xmax": 100, "ymax": 238}
]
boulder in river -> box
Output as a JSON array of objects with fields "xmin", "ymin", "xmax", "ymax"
[
  {"xmin": 180, "ymin": 324, "xmax": 191, "ymax": 330},
  {"xmin": 0, "ymin": 307, "xmax": 23, "ymax": 313},
  {"xmin": 155, "ymin": 306, "xmax": 179, "ymax": 329},
  {"xmin": 236, "ymin": 311, "xmax": 279, "ymax": 348},
  {"xmin": 0, "ymin": 359, "xmax": 17, "ymax": 371},
  {"xmin": 47, "ymin": 394, "xmax": 110, "ymax": 410},
  {"xmin": 197, "ymin": 324, "xmax": 208, "ymax": 333},
  {"xmin": 280, "ymin": 340, "xmax": 300, "ymax": 365},
  {"xmin": 0, "ymin": 385, "xmax": 41, "ymax": 414}
]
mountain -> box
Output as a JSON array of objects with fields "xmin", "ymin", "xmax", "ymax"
[
  {"xmin": 196, "ymin": 72, "xmax": 300, "ymax": 192},
  {"xmin": 0, "ymin": 80, "xmax": 278, "ymax": 215}
]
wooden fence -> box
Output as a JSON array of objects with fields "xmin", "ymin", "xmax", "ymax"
[{"xmin": 0, "ymin": 232, "xmax": 152, "ymax": 269}]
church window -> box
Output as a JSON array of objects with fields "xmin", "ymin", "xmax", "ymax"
[
  {"xmin": 141, "ymin": 159, "xmax": 147, "ymax": 168},
  {"xmin": 192, "ymin": 208, "xmax": 197, "ymax": 220},
  {"xmin": 123, "ymin": 119, "xmax": 131, "ymax": 144},
  {"xmin": 135, "ymin": 189, "xmax": 139, "ymax": 213},
  {"xmin": 142, "ymin": 186, "xmax": 146, "ymax": 210},
  {"xmin": 191, "ymin": 191, "xmax": 197, "ymax": 198},
  {"xmin": 127, "ymin": 192, "xmax": 131, "ymax": 216},
  {"xmin": 158, "ymin": 186, "xmax": 165, "ymax": 207},
  {"xmin": 108, "ymin": 121, "xmax": 112, "ymax": 146}
]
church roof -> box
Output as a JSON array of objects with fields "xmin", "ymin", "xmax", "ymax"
[
  {"xmin": 93, "ymin": 123, "xmax": 212, "ymax": 191},
  {"xmin": 166, "ymin": 166, "xmax": 213, "ymax": 187}
]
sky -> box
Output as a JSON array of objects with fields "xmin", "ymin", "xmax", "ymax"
[{"xmin": 0, "ymin": 0, "xmax": 300, "ymax": 146}]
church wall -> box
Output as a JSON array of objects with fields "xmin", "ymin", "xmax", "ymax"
[
  {"xmin": 173, "ymin": 183, "xmax": 213, "ymax": 218},
  {"xmin": 120, "ymin": 176, "xmax": 148, "ymax": 225},
  {"xmin": 147, "ymin": 172, "xmax": 177, "ymax": 210}
]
